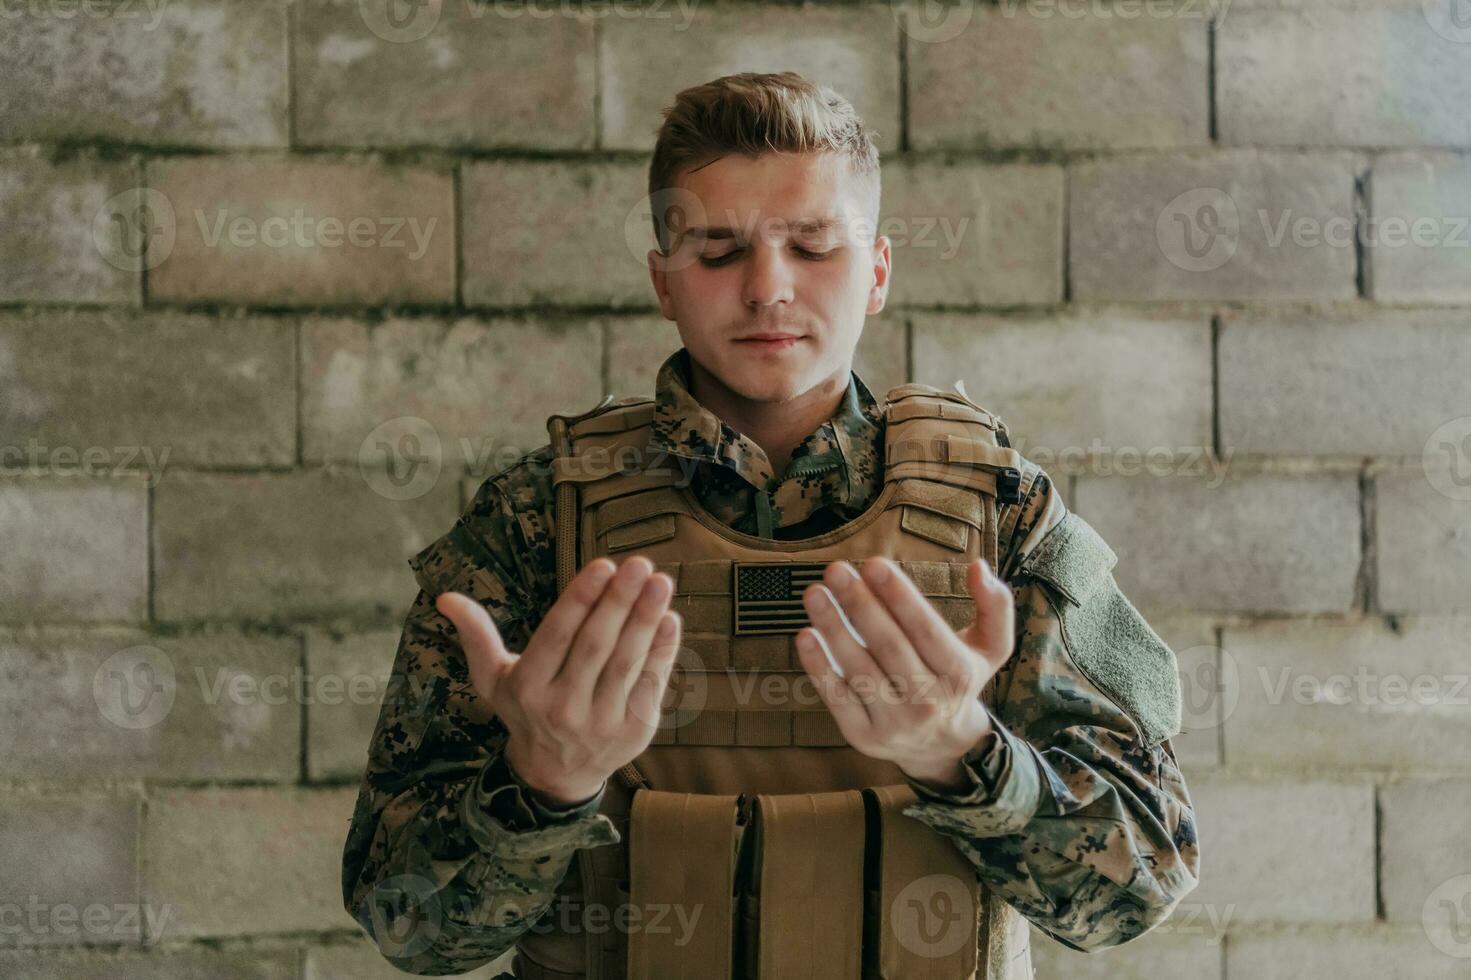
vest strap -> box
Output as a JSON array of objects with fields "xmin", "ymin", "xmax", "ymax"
[
  {"xmin": 627, "ymin": 791, "xmax": 742, "ymax": 979},
  {"xmin": 754, "ymin": 790, "xmax": 867, "ymax": 979}
]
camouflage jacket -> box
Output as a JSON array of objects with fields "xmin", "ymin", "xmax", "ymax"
[{"xmin": 341, "ymin": 347, "xmax": 1200, "ymax": 974}]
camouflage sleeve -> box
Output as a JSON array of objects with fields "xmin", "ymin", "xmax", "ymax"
[
  {"xmin": 340, "ymin": 465, "xmax": 619, "ymax": 975},
  {"xmin": 902, "ymin": 465, "xmax": 1200, "ymax": 952}
]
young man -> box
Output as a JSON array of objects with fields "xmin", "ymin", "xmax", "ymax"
[{"xmin": 342, "ymin": 72, "xmax": 1199, "ymax": 979}]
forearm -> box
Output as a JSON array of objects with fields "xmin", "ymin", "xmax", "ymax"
[
  {"xmin": 343, "ymin": 748, "xmax": 617, "ymax": 974},
  {"xmin": 903, "ymin": 718, "xmax": 1199, "ymax": 950}
]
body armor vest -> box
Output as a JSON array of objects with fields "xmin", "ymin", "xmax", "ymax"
[{"xmin": 512, "ymin": 383, "xmax": 1038, "ymax": 980}]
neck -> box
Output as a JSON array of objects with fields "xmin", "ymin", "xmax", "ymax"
[{"xmin": 689, "ymin": 358, "xmax": 851, "ymax": 480}]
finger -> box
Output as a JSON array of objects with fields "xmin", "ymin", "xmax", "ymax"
[
  {"xmin": 626, "ymin": 611, "xmax": 682, "ymax": 731},
  {"xmin": 860, "ymin": 557, "xmax": 972, "ymax": 679},
  {"xmin": 821, "ymin": 560, "xmax": 935, "ymax": 685},
  {"xmin": 589, "ymin": 570, "xmax": 675, "ymax": 721},
  {"xmin": 801, "ymin": 582, "xmax": 884, "ymax": 685},
  {"xmin": 966, "ymin": 558, "xmax": 1016, "ymax": 671},
  {"xmin": 435, "ymin": 592, "xmax": 518, "ymax": 704},
  {"xmin": 515, "ymin": 558, "xmax": 617, "ymax": 687},
  {"xmin": 555, "ymin": 556, "xmax": 655, "ymax": 693},
  {"xmin": 795, "ymin": 626, "xmax": 874, "ymax": 742}
]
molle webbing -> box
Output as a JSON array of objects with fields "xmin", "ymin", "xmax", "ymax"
[{"xmin": 627, "ymin": 792, "xmax": 742, "ymax": 979}]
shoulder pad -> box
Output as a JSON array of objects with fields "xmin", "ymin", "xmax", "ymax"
[
  {"xmin": 882, "ymin": 382, "xmax": 1011, "ymax": 443},
  {"xmin": 1018, "ymin": 511, "xmax": 1182, "ymax": 746},
  {"xmin": 546, "ymin": 395, "xmax": 655, "ymax": 448}
]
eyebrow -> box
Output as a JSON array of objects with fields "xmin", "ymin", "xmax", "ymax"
[{"xmin": 685, "ymin": 216, "xmax": 845, "ymax": 242}]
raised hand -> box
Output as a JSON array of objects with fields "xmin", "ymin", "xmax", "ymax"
[
  {"xmin": 435, "ymin": 556, "xmax": 682, "ymax": 806},
  {"xmin": 794, "ymin": 556, "xmax": 1015, "ymax": 793}
]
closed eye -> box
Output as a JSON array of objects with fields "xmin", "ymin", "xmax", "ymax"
[{"xmin": 699, "ymin": 246, "xmax": 837, "ymax": 267}]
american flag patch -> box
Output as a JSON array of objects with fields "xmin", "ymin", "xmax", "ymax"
[{"xmin": 733, "ymin": 561, "xmax": 828, "ymax": 635}]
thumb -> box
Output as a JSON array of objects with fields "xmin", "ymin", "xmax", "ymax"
[
  {"xmin": 964, "ymin": 558, "xmax": 1015, "ymax": 669},
  {"xmin": 435, "ymin": 592, "xmax": 517, "ymax": 704}
]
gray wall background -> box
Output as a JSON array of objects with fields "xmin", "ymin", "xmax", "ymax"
[{"xmin": 3, "ymin": 0, "xmax": 1471, "ymax": 976}]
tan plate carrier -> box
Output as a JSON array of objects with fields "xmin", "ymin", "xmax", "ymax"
[{"xmin": 512, "ymin": 383, "xmax": 1038, "ymax": 980}]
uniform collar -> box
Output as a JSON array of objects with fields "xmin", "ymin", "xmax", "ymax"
[{"xmin": 649, "ymin": 347, "xmax": 886, "ymax": 537}]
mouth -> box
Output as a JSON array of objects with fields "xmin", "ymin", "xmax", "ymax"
[{"xmin": 734, "ymin": 334, "xmax": 805, "ymax": 351}]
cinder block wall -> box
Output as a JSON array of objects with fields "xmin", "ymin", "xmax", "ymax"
[{"xmin": 3, "ymin": 1, "xmax": 1469, "ymax": 977}]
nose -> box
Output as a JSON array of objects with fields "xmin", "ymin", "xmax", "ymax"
[{"xmin": 741, "ymin": 240, "xmax": 796, "ymax": 310}]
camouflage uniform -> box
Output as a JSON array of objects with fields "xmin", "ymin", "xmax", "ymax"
[{"xmin": 341, "ymin": 347, "xmax": 1200, "ymax": 974}]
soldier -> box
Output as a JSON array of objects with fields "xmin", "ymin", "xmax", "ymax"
[{"xmin": 341, "ymin": 71, "xmax": 1199, "ymax": 979}]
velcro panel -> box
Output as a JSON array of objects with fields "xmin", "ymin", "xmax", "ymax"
[
  {"xmin": 595, "ymin": 489, "xmax": 693, "ymax": 535},
  {"xmin": 755, "ymin": 791, "xmax": 867, "ymax": 979},
  {"xmin": 866, "ymin": 785, "xmax": 979, "ymax": 979},
  {"xmin": 605, "ymin": 514, "xmax": 677, "ymax": 553},
  {"xmin": 628, "ymin": 791, "xmax": 741, "ymax": 979},
  {"xmin": 900, "ymin": 506, "xmax": 971, "ymax": 551},
  {"xmin": 884, "ymin": 460, "xmax": 1001, "ymax": 498},
  {"xmin": 944, "ymin": 436, "xmax": 1022, "ymax": 472}
]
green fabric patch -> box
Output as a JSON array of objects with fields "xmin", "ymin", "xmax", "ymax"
[{"xmin": 1021, "ymin": 512, "xmax": 1182, "ymax": 746}]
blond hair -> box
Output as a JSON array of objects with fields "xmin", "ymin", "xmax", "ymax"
[{"xmin": 647, "ymin": 71, "xmax": 881, "ymax": 252}]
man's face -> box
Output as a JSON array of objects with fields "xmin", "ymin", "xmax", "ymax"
[{"xmin": 647, "ymin": 151, "xmax": 891, "ymax": 405}]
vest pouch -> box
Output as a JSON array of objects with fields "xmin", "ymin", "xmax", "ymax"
[
  {"xmin": 747, "ymin": 790, "xmax": 867, "ymax": 979},
  {"xmin": 626, "ymin": 791, "xmax": 742, "ymax": 980},
  {"xmin": 864, "ymin": 785, "xmax": 980, "ymax": 980}
]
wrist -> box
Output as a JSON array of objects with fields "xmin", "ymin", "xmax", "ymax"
[
  {"xmin": 504, "ymin": 752, "xmax": 604, "ymax": 809},
  {"xmin": 899, "ymin": 757, "xmax": 972, "ymax": 795}
]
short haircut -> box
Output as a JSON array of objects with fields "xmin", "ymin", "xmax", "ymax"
[{"xmin": 647, "ymin": 71, "xmax": 882, "ymax": 252}]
